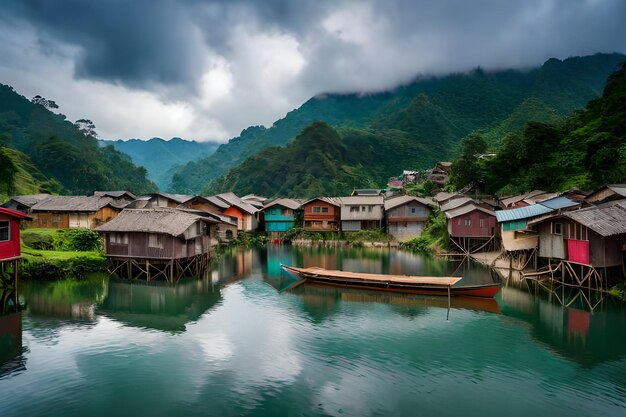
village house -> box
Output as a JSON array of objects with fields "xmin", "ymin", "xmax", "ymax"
[
  {"xmin": 179, "ymin": 195, "xmax": 229, "ymax": 215},
  {"xmin": 1, "ymin": 194, "xmax": 51, "ymax": 215},
  {"xmin": 584, "ymin": 184, "xmax": 626, "ymax": 205},
  {"xmin": 130, "ymin": 193, "xmax": 193, "ymax": 209},
  {"xmin": 96, "ymin": 208, "xmax": 216, "ymax": 282},
  {"xmin": 28, "ymin": 195, "xmax": 128, "ymax": 229},
  {"xmin": 261, "ymin": 198, "xmax": 301, "ymax": 233},
  {"xmin": 214, "ymin": 192, "xmax": 258, "ymax": 231},
  {"xmin": 427, "ymin": 161, "xmax": 452, "ymax": 187},
  {"xmin": 384, "ymin": 196, "xmax": 434, "ymax": 240},
  {"xmin": 302, "ymin": 197, "xmax": 341, "ymax": 232},
  {"xmin": 338, "ymin": 196, "xmax": 385, "ymax": 231},
  {"xmin": 93, "ymin": 191, "xmax": 137, "ymax": 205},
  {"xmin": 496, "ymin": 196, "xmax": 580, "ymax": 253},
  {"xmin": 499, "ymin": 190, "xmax": 548, "ymax": 210},
  {"xmin": 351, "ymin": 189, "xmax": 383, "ymax": 196},
  {"xmin": 529, "ymin": 200, "xmax": 626, "ymax": 274},
  {"xmin": 445, "ymin": 203, "xmax": 498, "ymax": 253}
]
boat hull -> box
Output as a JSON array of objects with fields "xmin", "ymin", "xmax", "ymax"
[{"xmin": 281, "ymin": 265, "xmax": 501, "ymax": 298}]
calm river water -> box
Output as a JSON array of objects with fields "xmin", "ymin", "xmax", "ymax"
[{"xmin": 1, "ymin": 246, "xmax": 625, "ymax": 417}]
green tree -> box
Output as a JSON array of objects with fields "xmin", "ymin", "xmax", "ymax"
[{"xmin": 449, "ymin": 133, "xmax": 487, "ymax": 189}]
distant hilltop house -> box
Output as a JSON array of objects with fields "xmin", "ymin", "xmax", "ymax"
[
  {"xmin": 427, "ymin": 161, "xmax": 452, "ymax": 188},
  {"xmin": 402, "ymin": 171, "xmax": 419, "ymax": 183}
]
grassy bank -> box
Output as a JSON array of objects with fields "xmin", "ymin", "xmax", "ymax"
[{"xmin": 21, "ymin": 228, "xmax": 106, "ymax": 280}]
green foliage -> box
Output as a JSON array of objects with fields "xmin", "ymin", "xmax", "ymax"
[
  {"xmin": 480, "ymin": 61, "xmax": 626, "ymax": 195},
  {"xmin": 229, "ymin": 231, "xmax": 270, "ymax": 247},
  {"xmin": 0, "ymin": 83, "xmax": 157, "ymax": 195},
  {"xmin": 21, "ymin": 256, "xmax": 106, "ymax": 280},
  {"xmin": 400, "ymin": 208, "xmax": 449, "ymax": 253},
  {"xmin": 21, "ymin": 230, "xmax": 54, "ymax": 250},
  {"xmin": 172, "ymin": 54, "xmax": 626, "ymax": 197},
  {"xmin": 449, "ymin": 133, "xmax": 487, "ymax": 189},
  {"xmin": 104, "ymin": 137, "xmax": 220, "ymax": 191},
  {"xmin": 52, "ymin": 229, "xmax": 103, "ymax": 252},
  {"xmin": 343, "ymin": 230, "xmax": 391, "ymax": 242}
]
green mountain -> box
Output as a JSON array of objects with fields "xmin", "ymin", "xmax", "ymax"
[
  {"xmin": 101, "ymin": 137, "xmax": 220, "ymax": 190},
  {"xmin": 477, "ymin": 61, "xmax": 626, "ymax": 195},
  {"xmin": 0, "ymin": 145, "xmax": 61, "ymax": 203},
  {"xmin": 171, "ymin": 53, "xmax": 625, "ymax": 194},
  {"xmin": 0, "ymin": 84, "xmax": 157, "ymax": 196}
]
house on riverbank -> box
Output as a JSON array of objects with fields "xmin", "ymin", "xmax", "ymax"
[
  {"xmin": 445, "ymin": 204, "xmax": 498, "ymax": 253},
  {"xmin": 338, "ymin": 196, "xmax": 384, "ymax": 231},
  {"xmin": 1, "ymin": 208, "xmax": 32, "ymax": 298},
  {"xmin": 96, "ymin": 208, "xmax": 215, "ymax": 282},
  {"xmin": 29, "ymin": 196, "xmax": 127, "ymax": 229},
  {"xmin": 302, "ymin": 197, "xmax": 341, "ymax": 232},
  {"xmin": 384, "ymin": 196, "xmax": 434, "ymax": 240},
  {"xmin": 215, "ymin": 192, "xmax": 258, "ymax": 231},
  {"xmin": 1, "ymin": 194, "xmax": 51, "ymax": 215},
  {"xmin": 261, "ymin": 198, "xmax": 301, "ymax": 233}
]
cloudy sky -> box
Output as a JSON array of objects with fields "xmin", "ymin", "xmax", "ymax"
[{"xmin": 0, "ymin": 0, "xmax": 624, "ymax": 142}]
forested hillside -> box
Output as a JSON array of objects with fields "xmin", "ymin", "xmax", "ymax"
[
  {"xmin": 102, "ymin": 137, "xmax": 220, "ymax": 190},
  {"xmin": 171, "ymin": 53, "xmax": 625, "ymax": 194},
  {"xmin": 0, "ymin": 84, "xmax": 157, "ymax": 196},
  {"xmin": 450, "ymin": 61, "xmax": 626, "ymax": 195}
]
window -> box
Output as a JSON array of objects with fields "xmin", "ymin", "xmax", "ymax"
[
  {"xmin": 411, "ymin": 207, "xmax": 416, "ymax": 214},
  {"xmin": 148, "ymin": 234, "xmax": 164, "ymax": 249},
  {"xmin": 312, "ymin": 207, "xmax": 321, "ymax": 213},
  {"xmin": 111, "ymin": 233, "xmax": 128, "ymax": 244},
  {"xmin": 0, "ymin": 221, "xmax": 9, "ymax": 242},
  {"xmin": 350, "ymin": 206, "xmax": 359, "ymax": 212},
  {"xmin": 554, "ymin": 223, "xmax": 563, "ymax": 235},
  {"xmin": 196, "ymin": 222, "xmax": 202, "ymax": 235},
  {"xmin": 480, "ymin": 218, "xmax": 485, "ymax": 228},
  {"xmin": 321, "ymin": 207, "xmax": 329, "ymax": 213},
  {"xmin": 464, "ymin": 219, "xmax": 472, "ymax": 226},
  {"xmin": 361, "ymin": 206, "xmax": 366, "ymax": 212}
]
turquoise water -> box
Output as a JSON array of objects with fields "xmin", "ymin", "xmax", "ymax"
[{"xmin": 1, "ymin": 246, "xmax": 625, "ymax": 417}]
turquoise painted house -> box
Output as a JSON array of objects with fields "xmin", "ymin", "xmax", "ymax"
[{"xmin": 262, "ymin": 198, "xmax": 302, "ymax": 233}]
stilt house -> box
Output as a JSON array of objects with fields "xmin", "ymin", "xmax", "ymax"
[
  {"xmin": 445, "ymin": 204, "xmax": 497, "ymax": 253},
  {"xmin": 261, "ymin": 198, "xmax": 302, "ymax": 233},
  {"xmin": 96, "ymin": 208, "xmax": 216, "ymax": 282}
]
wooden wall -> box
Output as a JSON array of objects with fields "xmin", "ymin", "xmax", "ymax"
[{"xmin": 448, "ymin": 210, "xmax": 496, "ymax": 237}]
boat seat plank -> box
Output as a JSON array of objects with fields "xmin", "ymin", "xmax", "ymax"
[{"xmin": 290, "ymin": 266, "xmax": 462, "ymax": 286}]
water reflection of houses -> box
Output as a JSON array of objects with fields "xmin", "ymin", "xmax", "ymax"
[
  {"xmin": 97, "ymin": 278, "xmax": 222, "ymax": 333},
  {"xmin": 0, "ymin": 312, "xmax": 25, "ymax": 379},
  {"xmin": 500, "ymin": 286, "xmax": 626, "ymax": 367},
  {"xmin": 19, "ymin": 277, "xmax": 109, "ymax": 321}
]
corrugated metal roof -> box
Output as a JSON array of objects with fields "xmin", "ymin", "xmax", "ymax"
[
  {"xmin": 496, "ymin": 204, "xmax": 553, "ymax": 223},
  {"xmin": 384, "ymin": 195, "xmax": 434, "ymax": 211},
  {"xmin": 263, "ymin": 198, "xmax": 302, "ymax": 210},
  {"xmin": 440, "ymin": 197, "xmax": 474, "ymax": 212},
  {"xmin": 538, "ymin": 196, "xmax": 579, "ymax": 210},
  {"xmin": 564, "ymin": 200, "xmax": 626, "ymax": 237},
  {"xmin": 31, "ymin": 196, "xmax": 126, "ymax": 212},
  {"xmin": 96, "ymin": 208, "xmax": 211, "ymax": 236},
  {"xmin": 351, "ymin": 189, "xmax": 383, "ymax": 196},
  {"xmin": 445, "ymin": 204, "xmax": 495, "ymax": 219},
  {"xmin": 608, "ymin": 184, "xmax": 626, "ymax": 196}
]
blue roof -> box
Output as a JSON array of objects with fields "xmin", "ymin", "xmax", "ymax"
[
  {"xmin": 496, "ymin": 204, "xmax": 554, "ymax": 223},
  {"xmin": 538, "ymin": 196, "xmax": 579, "ymax": 210}
]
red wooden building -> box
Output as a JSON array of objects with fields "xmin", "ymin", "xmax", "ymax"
[
  {"xmin": 445, "ymin": 204, "xmax": 498, "ymax": 253},
  {"xmin": 302, "ymin": 197, "xmax": 341, "ymax": 231},
  {"xmin": 0, "ymin": 208, "xmax": 31, "ymax": 261}
]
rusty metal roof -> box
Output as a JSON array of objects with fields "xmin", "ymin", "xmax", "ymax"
[{"xmin": 564, "ymin": 200, "xmax": 626, "ymax": 237}]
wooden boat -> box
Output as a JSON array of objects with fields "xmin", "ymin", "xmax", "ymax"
[{"xmin": 281, "ymin": 265, "xmax": 501, "ymax": 298}]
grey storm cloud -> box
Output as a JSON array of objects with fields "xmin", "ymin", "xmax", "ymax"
[{"xmin": 0, "ymin": 0, "xmax": 625, "ymax": 140}]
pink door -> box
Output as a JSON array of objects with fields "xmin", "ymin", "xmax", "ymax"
[{"xmin": 567, "ymin": 239, "xmax": 589, "ymax": 265}]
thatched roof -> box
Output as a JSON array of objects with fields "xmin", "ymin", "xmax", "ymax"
[
  {"xmin": 96, "ymin": 208, "xmax": 214, "ymax": 236},
  {"xmin": 31, "ymin": 196, "xmax": 127, "ymax": 212},
  {"xmin": 4, "ymin": 194, "xmax": 51, "ymax": 208}
]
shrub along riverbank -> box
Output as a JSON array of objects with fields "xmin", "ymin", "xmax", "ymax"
[{"xmin": 21, "ymin": 228, "xmax": 106, "ymax": 280}]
